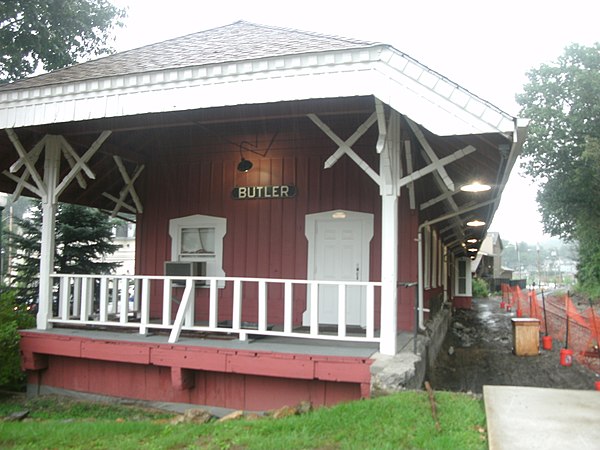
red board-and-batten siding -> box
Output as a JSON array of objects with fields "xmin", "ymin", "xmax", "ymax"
[
  {"xmin": 136, "ymin": 117, "xmax": 419, "ymax": 331},
  {"xmin": 20, "ymin": 331, "xmax": 370, "ymax": 410}
]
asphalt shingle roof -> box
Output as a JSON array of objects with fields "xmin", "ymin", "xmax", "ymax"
[{"xmin": 0, "ymin": 20, "xmax": 382, "ymax": 91}]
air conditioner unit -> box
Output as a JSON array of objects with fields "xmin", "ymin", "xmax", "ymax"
[{"xmin": 164, "ymin": 261, "xmax": 207, "ymax": 286}]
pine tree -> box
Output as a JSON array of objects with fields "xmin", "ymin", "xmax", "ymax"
[{"xmin": 8, "ymin": 201, "xmax": 122, "ymax": 304}]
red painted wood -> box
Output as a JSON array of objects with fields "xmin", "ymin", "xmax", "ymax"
[
  {"xmin": 226, "ymin": 353, "xmax": 314, "ymax": 379},
  {"xmin": 22, "ymin": 332, "xmax": 373, "ymax": 411},
  {"xmin": 150, "ymin": 345, "xmax": 227, "ymax": 371},
  {"xmin": 170, "ymin": 367, "xmax": 195, "ymax": 390},
  {"xmin": 21, "ymin": 352, "xmax": 48, "ymax": 371},
  {"xmin": 453, "ymin": 296, "xmax": 473, "ymax": 309},
  {"xmin": 314, "ymin": 360, "xmax": 371, "ymax": 383},
  {"xmin": 81, "ymin": 340, "xmax": 150, "ymax": 364},
  {"xmin": 20, "ymin": 332, "xmax": 81, "ymax": 357}
]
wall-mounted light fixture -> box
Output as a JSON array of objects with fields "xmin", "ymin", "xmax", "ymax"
[
  {"xmin": 237, "ymin": 142, "xmax": 253, "ymax": 172},
  {"xmin": 467, "ymin": 247, "xmax": 478, "ymax": 252},
  {"xmin": 466, "ymin": 238, "xmax": 479, "ymax": 244}
]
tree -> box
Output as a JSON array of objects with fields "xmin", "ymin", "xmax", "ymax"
[
  {"xmin": 9, "ymin": 202, "xmax": 122, "ymax": 304},
  {"xmin": 517, "ymin": 43, "xmax": 600, "ymax": 293},
  {"xmin": 0, "ymin": 0, "xmax": 126, "ymax": 82}
]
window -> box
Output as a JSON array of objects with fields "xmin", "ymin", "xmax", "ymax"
[
  {"xmin": 169, "ymin": 214, "xmax": 226, "ymax": 282},
  {"xmin": 455, "ymin": 257, "xmax": 472, "ymax": 296}
]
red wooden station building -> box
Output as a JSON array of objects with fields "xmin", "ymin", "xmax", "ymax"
[{"xmin": 0, "ymin": 22, "xmax": 527, "ymax": 411}]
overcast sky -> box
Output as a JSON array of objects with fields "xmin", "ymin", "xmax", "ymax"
[{"xmin": 111, "ymin": 0, "xmax": 600, "ymax": 244}]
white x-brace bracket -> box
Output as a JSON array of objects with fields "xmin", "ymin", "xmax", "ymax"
[{"xmin": 102, "ymin": 155, "xmax": 145, "ymax": 218}]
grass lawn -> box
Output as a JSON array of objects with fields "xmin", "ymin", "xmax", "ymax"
[{"xmin": 0, "ymin": 390, "xmax": 487, "ymax": 449}]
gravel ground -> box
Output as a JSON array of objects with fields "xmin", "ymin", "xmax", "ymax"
[{"xmin": 427, "ymin": 296, "xmax": 600, "ymax": 393}]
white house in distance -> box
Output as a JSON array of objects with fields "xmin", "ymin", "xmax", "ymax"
[{"xmin": 0, "ymin": 22, "xmax": 527, "ymax": 411}]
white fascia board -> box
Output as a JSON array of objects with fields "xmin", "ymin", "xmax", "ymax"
[{"xmin": 0, "ymin": 46, "xmax": 515, "ymax": 136}]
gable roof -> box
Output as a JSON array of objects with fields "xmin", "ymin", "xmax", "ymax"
[
  {"xmin": 0, "ymin": 21, "xmax": 379, "ymax": 91},
  {"xmin": 0, "ymin": 20, "xmax": 517, "ymax": 136}
]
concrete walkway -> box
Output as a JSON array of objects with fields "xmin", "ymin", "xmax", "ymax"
[{"xmin": 484, "ymin": 385, "xmax": 600, "ymax": 450}]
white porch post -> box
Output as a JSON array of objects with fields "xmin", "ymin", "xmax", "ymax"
[
  {"xmin": 37, "ymin": 137, "xmax": 60, "ymax": 329},
  {"xmin": 379, "ymin": 194, "xmax": 398, "ymax": 355}
]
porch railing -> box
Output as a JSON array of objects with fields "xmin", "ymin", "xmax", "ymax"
[{"xmin": 47, "ymin": 274, "xmax": 382, "ymax": 346}]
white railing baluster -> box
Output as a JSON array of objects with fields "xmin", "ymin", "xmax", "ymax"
[
  {"xmin": 168, "ymin": 279, "xmax": 194, "ymax": 343},
  {"xmin": 366, "ymin": 284, "xmax": 375, "ymax": 339},
  {"xmin": 99, "ymin": 277, "xmax": 108, "ymax": 322},
  {"xmin": 338, "ymin": 284, "xmax": 346, "ymax": 338},
  {"xmin": 310, "ymin": 282, "xmax": 319, "ymax": 336},
  {"xmin": 258, "ymin": 281, "xmax": 267, "ymax": 332},
  {"xmin": 73, "ymin": 277, "xmax": 81, "ymax": 318},
  {"xmin": 133, "ymin": 278, "xmax": 141, "ymax": 313},
  {"xmin": 284, "ymin": 281, "xmax": 293, "ymax": 334},
  {"xmin": 139, "ymin": 277, "xmax": 150, "ymax": 335},
  {"xmin": 59, "ymin": 276, "xmax": 70, "ymax": 320},
  {"xmin": 162, "ymin": 278, "xmax": 172, "ymax": 326},
  {"xmin": 209, "ymin": 278, "xmax": 218, "ymax": 328},
  {"xmin": 184, "ymin": 281, "xmax": 195, "ymax": 327},
  {"xmin": 109, "ymin": 277, "xmax": 118, "ymax": 314},
  {"xmin": 119, "ymin": 277, "xmax": 128, "ymax": 324},
  {"xmin": 232, "ymin": 279, "xmax": 242, "ymax": 330},
  {"xmin": 80, "ymin": 277, "xmax": 89, "ymax": 322}
]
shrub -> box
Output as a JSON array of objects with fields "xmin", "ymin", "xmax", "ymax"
[
  {"xmin": 0, "ymin": 288, "xmax": 35, "ymax": 390},
  {"xmin": 472, "ymin": 277, "xmax": 489, "ymax": 298}
]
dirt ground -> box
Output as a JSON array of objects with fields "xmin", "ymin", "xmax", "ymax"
[{"xmin": 427, "ymin": 296, "xmax": 600, "ymax": 393}]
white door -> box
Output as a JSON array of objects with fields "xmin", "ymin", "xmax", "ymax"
[{"xmin": 304, "ymin": 211, "xmax": 373, "ymax": 327}]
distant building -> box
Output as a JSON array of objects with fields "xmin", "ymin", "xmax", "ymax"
[
  {"xmin": 473, "ymin": 232, "xmax": 513, "ymax": 291},
  {"xmin": 102, "ymin": 222, "xmax": 136, "ymax": 275}
]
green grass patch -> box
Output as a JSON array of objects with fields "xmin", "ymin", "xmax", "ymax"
[{"xmin": 0, "ymin": 391, "xmax": 487, "ymax": 449}]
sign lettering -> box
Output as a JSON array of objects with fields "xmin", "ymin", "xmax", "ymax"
[{"xmin": 232, "ymin": 185, "xmax": 297, "ymax": 200}]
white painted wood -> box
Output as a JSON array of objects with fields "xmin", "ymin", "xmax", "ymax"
[
  {"xmin": 5, "ymin": 136, "xmax": 44, "ymax": 200},
  {"xmin": 72, "ymin": 277, "xmax": 81, "ymax": 317},
  {"xmin": 0, "ymin": 47, "xmax": 516, "ymax": 136},
  {"xmin": 99, "ymin": 277, "xmax": 108, "ymax": 322},
  {"xmin": 375, "ymin": 98, "xmax": 387, "ymax": 154},
  {"xmin": 208, "ymin": 279, "xmax": 218, "ymax": 328},
  {"xmin": 405, "ymin": 117, "xmax": 455, "ymax": 191},
  {"xmin": 110, "ymin": 277, "xmax": 118, "ymax": 314},
  {"xmin": 37, "ymin": 137, "xmax": 60, "ymax": 329},
  {"xmin": 113, "ymin": 156, "xmax": 144, "ymax": 213},
  {"xmin": 304, "ymin": 210, "xmax": 373, "ymax": 327},
  {"xmin": 319, "ymin": 113, "xmax": 377, "ymax": 168},
  {"xmin": 258, "ymin": 280, "xmax": 267, "ymax": 332},
  {"xmin": 59, "ymin": 277, "xmax": 70, "ymax": 320},
  {"xmin": 184, "ymin": 281, "xmax": 195, "ymax": 327},
  {"xmin": 380, "ymin": 194, "xmax": 398, "ymax": 355},
  {"xmin": 337, "ymin": 284, "xmax": 346, "ymax": 338},
  {"xmin": 5, "ymin": 129, "xmax": 47, "ymax": 197},
  {"xmin": 397, "ymin": 145, "xmax": 476, "ymax": 188},
  {"xmin": 162, "ymin": 279, "xmax": 172, "ymax": 325},
  {"xmin": 284, "ymin": 281, "xmax": 293, "ymax": 334},
  {"xmin": 419, "ymin": 188, "xmax": 459, "ymax": 211},
  {"xmin": 140, "ymin": 278, "xmax": 150, "ymax": 335},
  {"xmin": 168, "ymin": 279, "xmax": 194, "ymax": 343},
  {"xmin": 366, "ymin": 285, "xmax": 375, "ymax": 339},
  {"xmin": 310, "ymin": 282, "xmax": 319, "ymax": 336},
  {"xmin": 404, "ymin": 140, "xmax": 416, "ymax": 209},
  {"xmin": 308, "ymin": 113, "xmax": 381, "ymax": 185},
  {"xmin": 80, "ymin": 277, "xmax": 90, "ymax": 322},
  {"xmin": 232, "ymin": 279, "xmax": 242, "ymax": 330},
  {"xmin": 119, "ymin": 277, "xmax": 128, "ymax": 324}
]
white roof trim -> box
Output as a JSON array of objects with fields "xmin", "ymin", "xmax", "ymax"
[{"xmin": 0, "ymin": 46, "xmax": 516, "ymax": 136}]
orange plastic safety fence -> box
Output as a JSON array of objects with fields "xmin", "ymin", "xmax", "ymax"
[{"xmin": 499, "ymin": 284, "xmax": 600, "ymax": 374}]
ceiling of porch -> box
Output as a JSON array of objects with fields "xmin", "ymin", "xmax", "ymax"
[{"xmin": 0, "ymin": 95, "xmax": 516, "ymax": 257}]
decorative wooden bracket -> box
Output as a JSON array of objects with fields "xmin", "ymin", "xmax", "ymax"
[
  {"xmin": 102, "ymin": 156, "xmax": 144, "ymax": 218},
  {"xmin": 308, "ymin": 113, "xmax": 381, "ymax": 185},
  {"xmin": 404, "ymin": 140, "xmax": 416, "ymax": 209},
  {"xmin": 406, "ymin": 117, "xmax": 457, "ymax": 191},
  {"xmin": 3, "ymin": 129, "xmax": 110, "ymax": 202}
]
